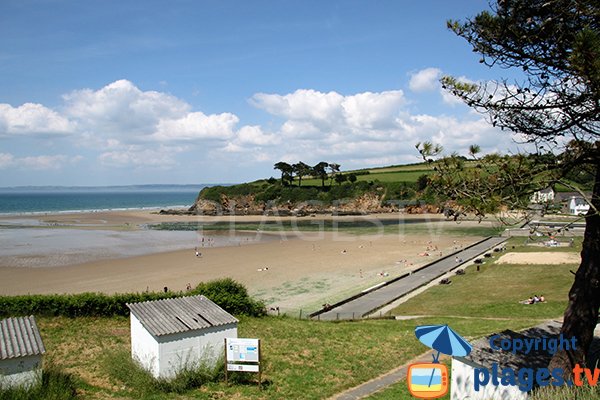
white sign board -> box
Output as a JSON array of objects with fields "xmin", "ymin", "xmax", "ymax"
[
  {"xmin": 227, "ymin": 363, "xmax": 260, "ymax": 372},
  {"xmin": 226, "ymin": 338, "xmax": 260, "ymax": 363}
]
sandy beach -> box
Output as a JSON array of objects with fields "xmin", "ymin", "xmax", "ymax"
[{"xmin": 0, "ymin": 210, "xmax": 487, "ymax": 311}]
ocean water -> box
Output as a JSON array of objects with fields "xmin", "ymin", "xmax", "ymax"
[{"xmin": 0, "ymin": 185, "xmax": 210, "ymax": 214}]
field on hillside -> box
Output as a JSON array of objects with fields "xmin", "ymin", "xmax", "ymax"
[{"xmin": 299, "ymin": 163, "xmax": 433, "ymax": 186}]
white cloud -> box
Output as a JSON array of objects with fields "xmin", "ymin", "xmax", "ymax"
[
  {"xmin": 280, "ymin": 120, "xmax": 322, "ymax": 139},
  {"xmin": 98, "ymin": 145, "xmax": 182, "ymax": 168},
  {"xmin": 251, "ymin": 88, "xmax": 405, "ymax": 134},
  {"xmin": 0, "ymin": 153, "xmax": 81, "ymax": 170},
  {"xmin": 0, "ymin": 153, "xmax": 15, "ymax": 168},
  {"xmin": 247, "ymin": 86, "xmax": 517, "ymax": 167},
  {"xmin": 251, "ymin": 89, "xmax": 344, "ymax": 124},
  {"xmin": 0, "ymin": 78, "xmax": 523, "ymax": 180},
  {"xmin": 342, "ymin": 90, "xmax": 405, "ymax": 130},
  {"xmin": 409, "ymin": 68, "xmax": 442, "ymax": 92},
  {"xmin": 0, "ymin": 103, "xmax": 74, "ymax": 137},
  {"xmin": 236, "ymin": 125, "xmax": 279, "ymax": 146},
  {"xmin": 153, "ymin": 111, "xmax": 239, "ymax": 141},
  {"xmin": 63, "ymin": 79, "xmax": 190, "ymax": 139}
]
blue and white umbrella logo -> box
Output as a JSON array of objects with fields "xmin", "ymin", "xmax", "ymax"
[{"xmin": 415, "ymin": 324, "xmax": 472, "ymax": 363}]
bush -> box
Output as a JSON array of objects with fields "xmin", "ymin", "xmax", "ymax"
[
  {"xmin": 191, "ymin": 278, "xmax": 266, "ymax": 317},
  {"xmin": 0, "ymin": 279, "xmax": 265, "ymax": 318}
]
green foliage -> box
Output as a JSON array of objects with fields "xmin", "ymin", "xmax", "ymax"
[
  {"xmin": 0, "ymin": 278, "xmax": 265, "ymax": 318},
  {"xmin": 192, "ymin": 278, "xmax": 266, "ymax": 317},
  {"xmin": 0, "ymin": 365, "xmax": 77, "ymax": 400},
  {"xmin": 199, "ymin": 183, "xmax": 259, "ymax": 202},
  {"xmin": 417, "ymin": 144, "xmax": 556, "ymax": 217}
]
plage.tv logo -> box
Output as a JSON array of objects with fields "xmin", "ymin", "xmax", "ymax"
[
  {"xmin": 407, "ymin": 362, "xmax": 449, "ymax": 398},
  {"xmin": 408, "ymin": 325, "xmax": 472, "ymax": 399},
  {"xmin": 409, "ymin": 325, "xmax": 598, "ymax": 398}
]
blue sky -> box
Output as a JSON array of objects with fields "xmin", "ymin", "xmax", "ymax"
[{"xmin": 0, "ymin": 0, "xmax": 523, "ymax": 186}]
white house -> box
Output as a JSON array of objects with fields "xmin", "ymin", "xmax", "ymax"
[
  {"xmin": 127, "ymin": 295, "xmax": 238, "ymax": 379},
  {"xmin": 451, "ymin": 321, "xmax": 561, "ymax": 400},
  {"xmin": 530, "ymin": 188, "xmax": 555, "ymax": 204},
  {"xmin": 569, "ymin": 196, "xmax": 590, "ymax": 215},
  {"xmin": 0, "ymin": 316, "xmax": 46, "ymax": 389}
]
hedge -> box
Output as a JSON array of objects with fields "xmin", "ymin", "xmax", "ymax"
[{"xmin": 0, "ymin": 278, "xmax": 265, "ymax": 318}]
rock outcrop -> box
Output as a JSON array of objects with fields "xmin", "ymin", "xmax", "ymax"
[{"xmin": 163, "ymin": 192, "xmax": 403, "ymax": 216}]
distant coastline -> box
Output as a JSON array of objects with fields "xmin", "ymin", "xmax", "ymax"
[{"xmin": 0, "ymin": 184, "xmax": 219, "ymax": 215}]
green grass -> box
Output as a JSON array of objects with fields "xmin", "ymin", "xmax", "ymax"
[
  {"xmin": 36, "ymin": 316, "xmax": 434, "ymax": 399},
  {"xmin": 0, "ymin": 365, "xmax": 77, "ymax": 400},
  {"xmin": 300, "ymin": 169, "xmax": 430, "ymax": 186},
  {"xmin": 389, "ymin": 261, "xmax": 573, "ymax": 319},
  {"xmin": 36, "ymin": 311, "xmax": 560, "ymax": 399}
]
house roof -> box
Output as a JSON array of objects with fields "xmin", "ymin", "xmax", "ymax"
[
  {"xmin": 537, "ymin": 188, "xmax": 554, "ymax": 195},
  {"xmin": 570, "ymin": 197, "xmax": 590, "ymax": 207},
  {"xmin": 555, "ymin": 191, "xmax": 592, "ymax": 202},
  {"xmin": 0, "ymin": 316, "xmax": 46, "ymax": 360},
  {"xmin": 127, "ymin": 295, "xmax": 238, "ymax": 337}
]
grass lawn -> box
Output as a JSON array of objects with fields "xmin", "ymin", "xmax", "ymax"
[
  {"xmin": 35, "ymin": 313, "xmax": 542, "ymax": 400},
  {"xmin": 388, "ymin": 238, "xmax": 577, "ymax": 320}
]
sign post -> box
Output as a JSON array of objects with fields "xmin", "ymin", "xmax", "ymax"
[{"xmin": 225, "ymin": 338, "xmax": 261, "ymax": 387}]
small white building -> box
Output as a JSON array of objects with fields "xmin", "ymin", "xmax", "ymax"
[
  {"xmin": 569, "ymin": 196, "xmax": 590, "ymax": 215},
  {"xmin": 530, "ymin": 188, "xmax": 555, "ymax": 204},
  {"xmin": 451, "ymin": 321, "xmax": 562, "ymax": 400},
  {"xmin": 0, "ymin": 316, "xmax": 46, "ymax": 389},
  {"xmin": 127, "ymin": 295, "xmax": 238, "ymax": 379}
]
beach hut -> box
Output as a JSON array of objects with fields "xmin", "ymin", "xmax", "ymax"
[
  {"xmin": 0, "ymin": 316, "xmax": 46, "ymax": 389},
  {"xmin": 127, "ymin": 295, "xmax": 238, "ymax": 379}
]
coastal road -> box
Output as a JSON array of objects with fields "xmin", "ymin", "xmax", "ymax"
[{"xmin": 314, "ymin": 236, "xmax": 507, "ymax": 321}]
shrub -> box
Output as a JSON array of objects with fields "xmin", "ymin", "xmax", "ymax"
[
  {"xmin": 191, "ymin": 278, "xmax": 266, "ymax": 316},
  {"xmin": 0, "ymin": 279, "xmax": 264, "ymax": 318}
]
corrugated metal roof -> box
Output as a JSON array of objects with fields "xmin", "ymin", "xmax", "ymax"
[
  {"xmin": 0, "ymin": 316, "xmax": 46, "ymax": 360},
  {"xmin": 127, "ymin": 295, "xmax": 238, "ymax": 337}
]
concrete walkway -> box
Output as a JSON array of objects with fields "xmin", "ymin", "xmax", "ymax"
[
  {"xmin": 328, "ymin": 351, "xmax": 439, "ymax": 400},
  {"xmin": 314, "ymin": 236, "xmax": 507, "ymax": 320}
]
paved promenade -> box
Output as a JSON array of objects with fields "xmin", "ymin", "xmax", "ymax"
[{"xmin": 314, "ymin": 236, "xmax": 507, "ymax": 320}]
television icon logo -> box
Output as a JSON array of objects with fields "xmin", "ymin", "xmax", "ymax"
[{"xmin": 407, "ymin": 362, "xmax": 449, "ymax": 399}]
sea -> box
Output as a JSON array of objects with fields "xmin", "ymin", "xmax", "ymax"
[
  {"xmin": 0, "ymin": 184, "xmax": 211, "ymax": 215},
  {"xmin": 0, "ymin": 184, "xmax": 267, "ymax": 268}
]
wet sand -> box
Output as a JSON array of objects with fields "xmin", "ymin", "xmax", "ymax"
[{"xmin": 0, "ymin": 210, "xmax": 485, "ymax": 310}]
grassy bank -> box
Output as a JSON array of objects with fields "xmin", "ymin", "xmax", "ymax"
[{"xmin": 36, "ymin": 314, "xmax": 538, "ymax": 400}]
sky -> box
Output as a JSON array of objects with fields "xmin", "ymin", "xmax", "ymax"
[{"xmin": 0, "ymin": 0, "xmax": 527, "ymax": 186}]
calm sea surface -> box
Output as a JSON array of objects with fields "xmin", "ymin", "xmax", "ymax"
[{"xmin": 0, "ymin": 185, "xmax": 210, "ymax": 214}]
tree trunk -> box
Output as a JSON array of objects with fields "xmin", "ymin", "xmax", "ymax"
[{"xmin": 548, "ymin": 156, "xmax": 600, "ymax": 378}]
